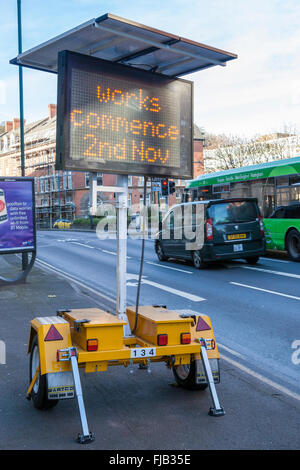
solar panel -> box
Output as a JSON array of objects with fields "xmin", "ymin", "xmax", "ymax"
[{"xmin": 10, "ymin": 13, "xmax": 237, "ymax": 77}]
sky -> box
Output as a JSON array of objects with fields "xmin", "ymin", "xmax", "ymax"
[{"xmin": 0, "ymin": 0, "xmax": 300, "ymax": 138}]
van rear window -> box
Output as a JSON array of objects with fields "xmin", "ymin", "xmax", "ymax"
[{"xmin": 208, "ymin": 201, "xmax": 258, "ymax": 224}]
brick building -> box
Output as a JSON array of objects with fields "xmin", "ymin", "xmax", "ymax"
[{"xmin": 0, "ymin": 105, "xmax": 204, "ymax": 226}]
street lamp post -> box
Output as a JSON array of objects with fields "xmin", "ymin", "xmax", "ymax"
[{"xmin": 17, "ymin": 0, "xmax": 28, "ymax": 270}]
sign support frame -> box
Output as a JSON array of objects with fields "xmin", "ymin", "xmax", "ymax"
[
  {"xmin": 115, "ymin": 175, "xmax": 131, "ymax": 336},
  {"xmin": 89, "ymin": 174, "xmax": 131, "ymax": 336}
]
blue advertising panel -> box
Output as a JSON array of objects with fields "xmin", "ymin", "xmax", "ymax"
[{"xmin": 0, "ymin": 178, "xmax": 36, "ymax": 254}]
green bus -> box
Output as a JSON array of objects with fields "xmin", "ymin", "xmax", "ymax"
[{"xmin": 187, "ymin": 156, "xmax": 300, "ymax": 261}]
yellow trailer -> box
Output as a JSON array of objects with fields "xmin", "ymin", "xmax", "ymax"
[{"xmin": 27, "ymin": 305, "xmax": 224, "ymax": 443}]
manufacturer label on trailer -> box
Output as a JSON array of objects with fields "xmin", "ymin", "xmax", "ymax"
[
  {"xmin": 47, "ymin": 371, "xmax": 75, "ymax": 400},
  {"xmin": 130, "ymin": 347, "xmax": 156, "ymax": 358},
  {"xmin": 48, "ymin": 385, "xmax": 75, "ymax": 400}
]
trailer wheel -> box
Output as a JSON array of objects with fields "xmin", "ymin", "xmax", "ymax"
[
  {"xmin": 172, "ymin": 361, "xmax": 208, "ymax": 391},
  {"xmin": 29, "ymin": 335, "xmax": 58, "ymax": 410}
]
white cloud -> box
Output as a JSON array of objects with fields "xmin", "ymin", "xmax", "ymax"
[
  {"xmin": 0, "ymin": 80, "xmax": 6, "ymax": 106},
  {"xmin": 192, "ymin": 24, "xmax": 300, "ymax": 136}
]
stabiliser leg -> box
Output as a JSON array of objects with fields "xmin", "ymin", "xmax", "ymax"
[
  {"xmin": 67, "ymin": 348, "xmax": 95, "ymax": 443},
  {"xmin": 199, "ymin": 339, "xmax": 225, "ymax": 417},
  {"xmin": 26, "ymin": 365, "xmax": 40, "ymax": 400}
]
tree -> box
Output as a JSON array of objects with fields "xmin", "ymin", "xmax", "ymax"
[{"xmin": 203, "ymin": 132, "xmax": 293, "ymax": 172}]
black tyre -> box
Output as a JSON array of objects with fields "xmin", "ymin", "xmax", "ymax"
[
  {"xmin": 155, "ymin": 241, "xmax": 168, "ymax": 261},
  {"xmin": 286, "ymin": 230, "xmax": 300, "ymax": 261},
  {"xmin": 245, "ymin": 256, "xmax": 259, "ymax": 264},
  {"xmin": 172, "ymin": 361, "xmax": 208, "ymax": 391},
  {"xmin": 29, "ymin": 335, "xmax": 58, "ymax": 410},
  {"xmin": 192, "ymin": 250, "xmax": 206, "ymax": 269}
]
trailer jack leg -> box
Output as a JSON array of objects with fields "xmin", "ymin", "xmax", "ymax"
[
  {"xmin": 199, "ymin": 340, "xmax": 225, "ymax": 417},
  {"xmin": 26, "ymin": 366, "xmax": 40, "ymax": 400},
  {"xmin": 68, "ymin": 348, "xmax": 95, "ymax": 444}
]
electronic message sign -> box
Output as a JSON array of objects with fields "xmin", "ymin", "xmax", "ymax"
[
  {"xmin": 56, "ymin": 51, "xmax": 193, "ymax": 178},
  {"xmin": 0, "ymin": 178, "xmax": 36, "ymax": 254}
]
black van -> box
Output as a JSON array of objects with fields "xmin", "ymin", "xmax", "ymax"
[{"xmin": 155, "ymin": 198, "xmax": 266, "ymax": 268}]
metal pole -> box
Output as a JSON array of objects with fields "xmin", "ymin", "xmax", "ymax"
[
  {"xmin": 116, "ymin": 175, "xmax": 131, "ymax": 336},
  {"xmin": 199, "ymin": 341, "xmax": 225, "ymax": 416},
  {"xmin": 88, "ymin": 172, "xmax": 97, "ymax": 226},
  {"xmin": 17, "ymin": 0, "xmax": 25, "ymax": 176},
  {"xmin": 70, "ymin": 352, "xmax": 94, "ymax": 443},
  {"xmin": 58, "ymin": 171, "xmax": 62, "ymax": 218},
  {"xmin": 17, "ymin": 0, "xmax": 28, "ymax": 270}
]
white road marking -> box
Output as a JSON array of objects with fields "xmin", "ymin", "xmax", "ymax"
[
  {"xmin": 241, "ymin": 265, "xmax": 300, "ymax": 280},
  {"xmin": 71, "ymin": 242, "xmax": 94, "ymax": 249},
  {"xmin": 127, "ymin": 273, "xmax": 205, "ymax": 302},
  {"xmin": 35, "ymin": 258, "xmax": 116, "ymax": 304},
  {"xmin": 102, "ymin": 250, "xmax": 117, "ymax": 255},
  {"xmin": 261, "ymin": 257, "xmax": 290, "ymax": 264},
  {"xmin": 231, "ymin": 282, "xmax": 300, "ymax": 301},
  {"xmin": 100, "ymin": 249, "xmax": 131, "ymax": 259},
  {"xmin": 218, "ymin": 343, "xmax": 246, "ymax": 359},
  {"xmin": 221, "ymin": 353, "xmax": 300, "ymax": 402},
  {"xmin": 146, "ymin": 261, "xmax": 193, "ymax": 274}
]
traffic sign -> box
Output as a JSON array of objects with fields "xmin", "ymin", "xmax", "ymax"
[
  {"xmin": 152, "ymin": 182, "xmax": 161, "ymax": 192},
  {"xmin": 56, "ymin": 51, "xmax": 193, "ymax": 178}
]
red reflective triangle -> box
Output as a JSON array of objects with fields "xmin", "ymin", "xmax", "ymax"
[
  {"xmin": 44, "ymin": 324, "xmax": 63, "ymax": 341},
  {"xmin": 196, "ymin": 316, "xmax": 211, "ymax": 332}
]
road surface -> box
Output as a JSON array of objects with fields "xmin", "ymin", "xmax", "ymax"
[{"xmin": 36, "ymin": 230, "xmax": 300, "ymax": 399}]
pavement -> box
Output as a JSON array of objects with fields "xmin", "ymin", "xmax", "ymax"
[{"xmin": 0, "ymin": 252, "xmax": 300, "ymax": 450}]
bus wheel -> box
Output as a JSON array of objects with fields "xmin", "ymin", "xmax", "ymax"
[
  {"xmin": 245, "ymin": 256, "xmax": 259, "ymax": 264},
  {"xmin": 286, "ymin": 230, "xmax": 300, "ymax": 261},
  {"xmin": 155, "ymin": 241, "xmax": 168, "ymax": 261},
  {"xmin": 192, "ymin": 250, "xmax": 206, "ymax": 269},
  {"xmin": 172, "ymin": 361, "xmax": 208, "ymax": 390},
  {"xmin": 29, "ymin": 335, "xmax": 58, "ymax": 410}
]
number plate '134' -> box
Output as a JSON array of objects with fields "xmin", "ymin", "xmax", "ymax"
[{"xmin": 131, "ymin": 347, "xmax": 156, "ymax": 358}]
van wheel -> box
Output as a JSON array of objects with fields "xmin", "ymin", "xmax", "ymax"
[
  {"xmin": 173, "ymin": 361, "xmax": 208, "ymax": 391},
  {"xmin": 192, "ymin": 250, "xmax": 206, "ymax": 269},
  {"xmin": 29, "ymin": 335, "xmax": 58, "ymax": 410},
  {"xmin": 286, "ymin": 230, "xmax": 300, "ymax": 261},
  {"xmin": 155, "ymin": 241, "xmax": 168, "ymax": 261},
  {"xmin": 245, "ymin": 256, "xmax": 259, "ymax": 264}
]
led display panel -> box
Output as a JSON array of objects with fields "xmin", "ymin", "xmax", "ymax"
[{"xmin": 56, "ymin": 51, "xmax": 193, "ymax": 178}]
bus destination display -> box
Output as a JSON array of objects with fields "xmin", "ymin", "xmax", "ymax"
[{"xmin": 56, "ymin": 51, "xmax": 193, "ymax": 178}]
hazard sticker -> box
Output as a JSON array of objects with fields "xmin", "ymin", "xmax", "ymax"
[
  {"xmin": 196, "ymin": 317, "xmax": 211, "ymax": 332},
  {"xmin": 44, "ymin": 324, "xmax": 63, "ymax": 341}
]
